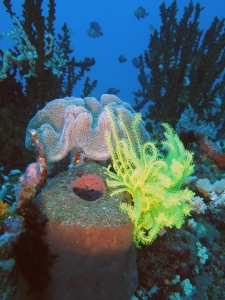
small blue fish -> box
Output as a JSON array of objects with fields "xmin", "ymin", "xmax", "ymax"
[
  {"xmin": 132, "ymin": 57, "xmax": 141, "ymax": 68},
  {"xmin": 134, "ymin": 7, "xmax": 148, "ymax": 20},
  {"xmin": 118, "ymin": 55, "xmax": 127, "ymax": 63},
  {"xmin": 107, "ymin": 88, "xmax": 120, "ymax": 95},
  {"xmin": 87, "ymin": 21, "xmax": 103, "ymax": 38},
  {"xmin": 87, "ymin": 28, "xmax": 98, "ymax": 38}
]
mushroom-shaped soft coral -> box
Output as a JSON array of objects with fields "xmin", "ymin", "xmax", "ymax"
[{"xmin": 25, "ymin": 94, "xmax": 149, "ymax": 162}]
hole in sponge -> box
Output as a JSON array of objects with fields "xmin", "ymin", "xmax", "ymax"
[{"xmin": 72, "ymin": 173, "xmax": 107, "ymax": 201}]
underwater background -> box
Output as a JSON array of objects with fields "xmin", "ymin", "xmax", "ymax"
[
  {"xmin": 0, "ymin": 0, "xmax": 225, "ymax": 299},
  {"xmin": 1, "ymin": 0, "xmax": 224, "ymax": 107}
]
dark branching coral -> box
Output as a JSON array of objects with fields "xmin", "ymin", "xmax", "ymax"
[
  {"xmin": 0, "ymin": 0, "xmax": 97, "ymax": 170},
  {"xmin": 133, "ymin": 0, "xmax": 225, "ymax": 129},
  {"xmin": 0, "ymin": 74, "xmax": 34, "ymax": 170},
  {"xmin": 54, "ymin": 23, "xmax": 97, "ymax": 97},
  {"xmin": 82, "ymin": 76, "xmax": 98, "ymax": 98}
]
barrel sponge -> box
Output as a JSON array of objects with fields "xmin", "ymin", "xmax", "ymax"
[{"xmin": 25, "ymin": 94, "xmax": 149, "ymax": 162}]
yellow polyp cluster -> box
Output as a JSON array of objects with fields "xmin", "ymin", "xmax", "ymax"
[{"xmin": 0, "ymin": 200, "xmax": 9, "ymax": 219}]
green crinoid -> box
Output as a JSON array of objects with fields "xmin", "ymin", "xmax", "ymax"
[{"xmin": 105, "ymin": 109, "xmax": 194, "ymax": 247}]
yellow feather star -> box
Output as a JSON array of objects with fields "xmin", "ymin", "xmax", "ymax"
[{"xmin": 104, "ymin": 110, "xmax": 194, "ymax": 247}]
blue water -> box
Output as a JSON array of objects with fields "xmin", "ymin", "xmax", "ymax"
[{"xmin": 1, "ymin": 0, "xmax": 224, "ymax": 107}]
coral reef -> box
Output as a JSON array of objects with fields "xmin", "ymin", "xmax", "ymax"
[
  {"xmin": 13, "ymin": 198, "xmax": 57, "ymax": 298},
  {"xmin": 0, "ymin": 0, "xmax": 97, "ymax": 170},
  {"xmin": 0, "ymin": 200, "xmax": 9, "ymax": 219},
  {"xmin": 105, "ymin": 110, "xmax": 194, "ymax": 247},
  {"xmin": 131, "ymin": 129, "xmax": 225, "ymax": 299},
  {"xmin": 0, "ymin": 190, "xmax": 25, "ymax": 299},
  {"xmin": 16, "ymin": 129, "xmax": 48, "ymax": 205},
  {"xmin": 25, "ymin": 94, "xmax": 149, "ymax": 162},
  {"xmin": 34, "ymin": 162, "xmax": 138, "ymax": 299},
  {"xmin": 176, "ymin": 105, "xmax": 225, "ymax": 167},
  {"xmin": 133, "ymin": 0, "xmax": 225, "ymax": 130},
  {"xmin": 16, "ymin": 162, "xmax": 42, "ymax": 204}
]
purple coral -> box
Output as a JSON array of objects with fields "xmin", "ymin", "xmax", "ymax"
[
  {"xmin": 25, "ymin": 94, "xmax": 149, "ymax": 162},
  {"xmin": 16, "ymin": 162, "xmax": 42, "ymax": 204}
]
